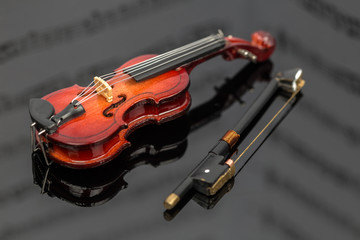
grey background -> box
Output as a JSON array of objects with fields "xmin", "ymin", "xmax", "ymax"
[{"xmin": 1, "ymin": 0, "xmax": 360, "ymax": 239}]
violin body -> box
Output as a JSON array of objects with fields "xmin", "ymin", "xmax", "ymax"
[
  {"xmin": 31, "ymin": 31, "xmax": 275, "ymax": 168},
  {"xmin": 43, "ymin": 55, "xmax": 191, "ymax": 168}
]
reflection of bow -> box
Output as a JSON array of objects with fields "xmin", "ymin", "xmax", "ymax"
[
  {"xmin": 31, "ymin": 61, "xmax": 273, "ymax": 207},
  {"xmin": 164, "ymin": 68, "xmax": 305, "ymax": 215}
]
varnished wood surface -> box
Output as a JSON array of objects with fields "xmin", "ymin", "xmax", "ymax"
[{"xmin": 44, "ymin": 55, "xmax": 191, "ymax": 167}]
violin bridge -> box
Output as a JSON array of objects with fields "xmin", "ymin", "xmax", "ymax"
[{"xmin": 94, "ymin": 76, "xmax": 113, "ymax": 102}]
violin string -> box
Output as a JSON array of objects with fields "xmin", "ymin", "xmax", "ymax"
[
  {"xmin": 100, "ymin": 36, "xmax": 215, "ymax": 80},
  {"xmin": 72, "ymin": 34, "xmax": 220, "ymax": 102},
  {"xmin": 76, "ymin": 38, "xmax": 224, "ymax": 105},
  {"xmin": 77, "ymin": 37, "xmax": 225, "ymax": 105},
  {"xmin": 107, "ymin": 35, "xmax": 218, "ymax": 79},
  {"xmin": 99, "ymin": 35, "xmax": 218, "ymax": 80},
  {"xmin": 76, "ymin": 37, "xmax": 225, "ymax": 106},
  {"xmin": 72, "ymin": 34, "xmax": 222, "ymax": 102},
  {"xmin": 74, "ymin": 81, "xmax": 97, "ymax": 101},
  {"xmin": 109, "ymin": 38, "xmax": 225, "ymax": 84}
]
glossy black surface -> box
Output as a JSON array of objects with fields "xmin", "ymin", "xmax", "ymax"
[{"xmin": 1, "ymin": 0, "xmax": 360, "ymax": 239}]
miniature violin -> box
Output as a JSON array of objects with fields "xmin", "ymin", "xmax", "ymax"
[{"xmin": 29, "ymin": 30, "xmax": 275, "ymax": 168}]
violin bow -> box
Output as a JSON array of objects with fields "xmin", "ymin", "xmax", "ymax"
[{"xmin": 164, "ymin": 68, "xmax": 305, "ymax": 210}]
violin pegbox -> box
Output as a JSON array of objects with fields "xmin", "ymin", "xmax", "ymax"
[{"xmin": 224, "ymin": 31, "xmax": 276, "ymax": 62}]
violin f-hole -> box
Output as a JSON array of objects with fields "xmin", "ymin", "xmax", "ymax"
[{"xmin": 103, "ymin": 95, "xmax": 126, "ymax": 117}]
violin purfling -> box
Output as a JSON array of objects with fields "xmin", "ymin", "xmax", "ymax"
[{"xmin": 29, "ymin": 30, "xmax": 275, "ymax": 168}]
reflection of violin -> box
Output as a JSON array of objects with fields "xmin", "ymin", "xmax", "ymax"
[
  {"xmin": 32, "ymin": 61, "xmax": 273, "ymax": 206},
  {"xmin": 29, "ymin": 30, "xmax": 275, "ymax": 168},
  {"xmin": 32, "ymin": 116, "xmax": 189, "ymax": 207}
]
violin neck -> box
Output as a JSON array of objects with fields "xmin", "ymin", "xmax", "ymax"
[{"xmin": 125, "ymin": 33, "xmax": 226, "ymax": 82}]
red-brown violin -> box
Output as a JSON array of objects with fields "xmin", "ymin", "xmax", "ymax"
[{"xmin": 29, "ymin": 30, "xmax": 275, "ymax": 168}]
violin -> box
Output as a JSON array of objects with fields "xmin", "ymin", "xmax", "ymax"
[{"xmin": 29, "ymin": 30, "xmax": 275, "ymax": 168}]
